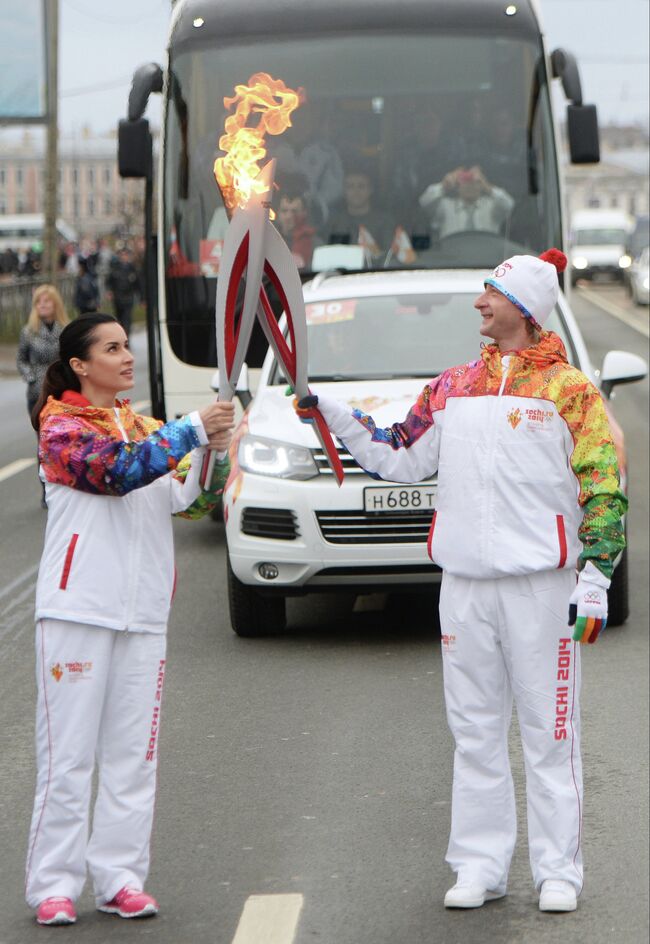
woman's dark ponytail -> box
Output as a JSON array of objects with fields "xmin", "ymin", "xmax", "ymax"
[{"xmin": 31, "ymin": 313, "xmax": 118, "ymax": 431}]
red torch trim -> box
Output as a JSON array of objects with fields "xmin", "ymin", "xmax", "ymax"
[
  {"xmin": 261, "ymin": 262, "xmax": 297, "ymax": 381},
  {"xmin": 225, "ymin": 232, "xmax": 250, "ymax": 376}
]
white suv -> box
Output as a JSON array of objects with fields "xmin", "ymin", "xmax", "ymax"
[{"xmin": 222, "ymin": 269, "xmax": 644, "ymax": 636}]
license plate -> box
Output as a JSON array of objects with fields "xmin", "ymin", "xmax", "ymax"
[{"xmin": 363, "ymin": 485, "xmax": 436, "ymax": 513}]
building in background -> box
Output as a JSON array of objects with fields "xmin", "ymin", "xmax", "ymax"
[{"xmin": 0, "ymin": 127, "xmax": 154, "ymax": 240}]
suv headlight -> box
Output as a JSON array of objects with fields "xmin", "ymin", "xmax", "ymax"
[
  {"xmin": 572, "ymin": 255, "xmax": 589, "ymax": 270},
  {"xmin": 239, "ymin": 434, "xmax": 319, "ymax": 480},
  {"xmin": 618, "ymin": 254, "xmax": 632, "ymax": 269}
]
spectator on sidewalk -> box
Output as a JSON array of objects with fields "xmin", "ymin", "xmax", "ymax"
[
  {"xmin": 106, "ymin": 247, "xmax": 140, "ymax": 339},
  {"xmin": 74, "ymin": 257, "xmax": 100, "ymax": 315},
  {"xmin": 17, "ymin": 284, "xmax": 71, "ymax": 418},
  {"xmin": 16, "ymin": 284, "xmax": 70, "ymax": 507}
]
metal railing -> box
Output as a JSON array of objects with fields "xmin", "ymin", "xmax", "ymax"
[{"xmin": 0, "ymin": 275, "xmax": 76, "ymax": 339}]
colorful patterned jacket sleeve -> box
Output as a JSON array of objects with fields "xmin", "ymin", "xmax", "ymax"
[
  {"xmin": 316, "ymin": 376, "xmax": 448, "ymax": 484},
  {"xmin": 172, "ymin": 454, "xmax": 231, "ymax": 519},
  {"xmin": 558, "ymin": 376, "xmax": 628, "ymax": 578},
  {"xmin": 39, "ymin": 413, "xmax": 203, "ymax": 496}
]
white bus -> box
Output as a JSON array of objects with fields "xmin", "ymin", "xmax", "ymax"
[
  {"xmin": 0, "ymin": 214, "xmax": 77, "ymax": 252},
  {"xmin": 119, "ymin": 0, "xmax": 600, "ymax": 420}
]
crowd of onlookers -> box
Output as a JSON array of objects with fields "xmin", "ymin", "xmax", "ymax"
[{"xmin": 1, "ymin": 237, "xmax": 144, "ymax": 334}]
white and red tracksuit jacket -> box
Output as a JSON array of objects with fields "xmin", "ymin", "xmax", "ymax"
[
  {"xmin": 35, "ymin": 391, "xmax": 229, "ymax": 634},
  {"xmin": 317, "ymin": 332, "xmax": 626, "ymax": 580}
]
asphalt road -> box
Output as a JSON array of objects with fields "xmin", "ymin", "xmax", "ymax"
[{"xmin": 0, "ymin": 285, "xmax": 648, "ymax": 944}]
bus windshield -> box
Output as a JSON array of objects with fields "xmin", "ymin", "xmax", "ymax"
[{"xmin": 163, "ymin": 31, "xmax": 561, "ymax": 366}]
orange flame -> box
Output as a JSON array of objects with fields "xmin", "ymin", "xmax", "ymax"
[{"xmin": 214, "ymin": 72, "xmax": 302, "ymax": 211}]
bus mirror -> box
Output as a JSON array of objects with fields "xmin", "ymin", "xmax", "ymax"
[
  {"xmin": 567, "ymin": 104, "xmax": 600, "ymax": 164},
  {"xmin": 551, "ymin": 48, "xmax": 582, "ymax": 105},
  {"xmin": 118, "ymin": 118, "xmax": 153, "ymax": 179},
  {"xmin": 127, "ymin": 63, "xmax": 164, "ymax": 122}
]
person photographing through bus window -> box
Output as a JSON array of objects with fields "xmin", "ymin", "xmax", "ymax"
[
  {"xmin": 25, "ymin": 314, "xmax": 235, "ymax": 926},
  {"xmin": 295, "ymin": 249, "xmax": 626, "ymax": 913},
  {"xmin": 419, "ymin": 164, "xmax": 515, "ymax": 239}
]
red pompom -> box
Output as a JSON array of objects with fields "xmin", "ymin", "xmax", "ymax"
[{"xmin": 539, "ymin": 248, "xmax": 567, "ymax": 273}]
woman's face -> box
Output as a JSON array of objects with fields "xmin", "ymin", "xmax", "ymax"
[
  {"xmin": 72, "ymin": 323, "xmax": 135, "ymax": 403},
  {"xmin": 36, "ymin": 293, "xmax": 56, "ymax": 322}
]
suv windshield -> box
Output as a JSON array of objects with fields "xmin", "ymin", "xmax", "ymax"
[{"xmin": 269, "ymin": 292, "xmax": 573, "ymax": 383}]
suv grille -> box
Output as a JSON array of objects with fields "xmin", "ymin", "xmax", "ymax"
[
  {"xmin": 316, "ymin": 509, "xmax": 432, "ymax": 545},
  {"xmin": 241, "ymin": 507, "xmax": 299, "ymax": 541},
  {"xmin": 312, "ymin": 444, "xmax": 364, "ymax": 475}
]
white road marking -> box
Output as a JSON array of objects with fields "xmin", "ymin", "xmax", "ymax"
[
  {"xmin": 0, "ymin": 564, "xmax": 39, "ymax": 606},
  {"xmin": 577, "ymin": 287, "xmax": 650, "ymax": 339},
  {"xmin": 231, "ymin": 894, "xmax": 304, "ymax": 944},
  {"xmin": 0, "ymin": 457, "xmax": 36, "ymax": 483},
  {"xmin": 0, "ymin": 564, "xmax": 39, "ymax": 651}
]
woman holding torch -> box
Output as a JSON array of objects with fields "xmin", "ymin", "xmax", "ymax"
[{"xmin": 25, "ymin": 313, "xmax": 234, "ymax": 926}]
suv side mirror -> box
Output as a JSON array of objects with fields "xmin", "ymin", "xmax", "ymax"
[
  {"xmin": 600, "ymin": 350, "xmax": 648, "ymax": 397},
  {"xmin": 211, "ymin": 365, "xmax": 253, "ymax": 409}
]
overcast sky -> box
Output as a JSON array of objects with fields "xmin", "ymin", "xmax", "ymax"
[{"xmin": 57, "ymin": 0, "xmax": 649, "ymax": 135}]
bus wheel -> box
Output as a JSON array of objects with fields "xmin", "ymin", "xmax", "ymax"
[
  {"xmin": 607, "ymin": 546, "xmax": 629, "ymax": 628},
  {"xmin": 227, "ymin": 555, "xmax": 287, "ymax": 637}
]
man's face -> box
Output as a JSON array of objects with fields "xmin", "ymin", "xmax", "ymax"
[
  {"xmin": 344, "ymin": 174, "xmax": 372, "ymax": 213},
  {"xmin": 277, "ymin": 197, "xmax": 304, "ymax": 234},
  {"xmin": 474, "ymin": 284, "xmax": 524, "ymax": 341}
]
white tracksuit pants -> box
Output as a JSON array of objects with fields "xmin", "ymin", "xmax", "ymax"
[
  {"xmin": 25, "ymin": 620, "xmax": 167, "ymax": 908},
  {"xmin": 439, "ymin": 569, "xmax": 583, "ymax": 894}
]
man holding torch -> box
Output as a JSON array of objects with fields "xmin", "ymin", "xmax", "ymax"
[{"xmin": 295, "ymin": 249, "xmax": 626, "ymax": 913}]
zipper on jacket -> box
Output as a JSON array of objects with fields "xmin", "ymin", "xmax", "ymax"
[
  {"xmin": 115, "ymin": 405, "xmax": 132, "ymax": 633},
  {"xmin": 482, "ymin": 355, "xmax": 511, "ymax": 569},
  {"xmin": 113, "ymin": 407, "xmax": 129, "ymax": 442}
]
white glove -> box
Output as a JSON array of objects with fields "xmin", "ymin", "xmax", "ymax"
[{"xmin": 569, "ymin": 561, "xmax": 610, "ymax": 644}]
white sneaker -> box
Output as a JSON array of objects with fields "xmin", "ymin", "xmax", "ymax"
[
  {"xmin": 539, "ymin": 880, "xmax": 577, "ymax": 912},
  {"xmin": 444, "ymin": 883, "xmax": 505, "ymax": 909}
]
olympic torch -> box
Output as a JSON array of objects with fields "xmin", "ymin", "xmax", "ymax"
[{"xmin": 207, "ymin": 73, "xmax": 344, "ymax": 485}]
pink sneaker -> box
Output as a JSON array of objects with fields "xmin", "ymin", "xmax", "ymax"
[
  {"xmin": 36, "ymin": 897, "xmax": 77, "ymax": 925},
  {"xmin": 98, "ymin": 886, "xmax": 158, "ymax": 919}
]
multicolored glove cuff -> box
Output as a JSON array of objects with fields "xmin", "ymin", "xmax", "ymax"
[
  {"xmin": 293, "ymin": 393, "xmax": 319, "ymax": 424},
  {"xmin": 568, "ymin": 561, "xmax": 610, "ymax": 644}
]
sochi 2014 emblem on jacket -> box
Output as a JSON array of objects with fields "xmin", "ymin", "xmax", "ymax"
[{"xmin": 507, "ymin": 408, "xmax": 522, "ymax": 429}]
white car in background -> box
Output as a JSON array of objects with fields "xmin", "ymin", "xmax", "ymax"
[
  {"xmin": 629, "ymin": 247, "xmax": 650, "ymax": 306},
  {"xmin": 222, "ymin": 270, "xmax": 647, "ymax": 637}
]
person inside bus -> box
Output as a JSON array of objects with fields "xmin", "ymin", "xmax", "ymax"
[
  {"xmin": 418, "ymin": 165, "xmax": 515, "ymax": 241},
  {"xmin": 326, "ymin": 165, "xmax": 393, "ymax": 262},
  {"xmin": 392, "ymin": 101, "xmax": 462, "ymax": 231},
  {"xmin": 275, "ymin": 187, "xmax": 322, "ymax": 271},
  {"xmin": 292, "ymin": 101, "xmax": 344, "ymax": 226},
  {"xmin": 479, "ymin": 105, "xmax": 529, "ymax": 198}
]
